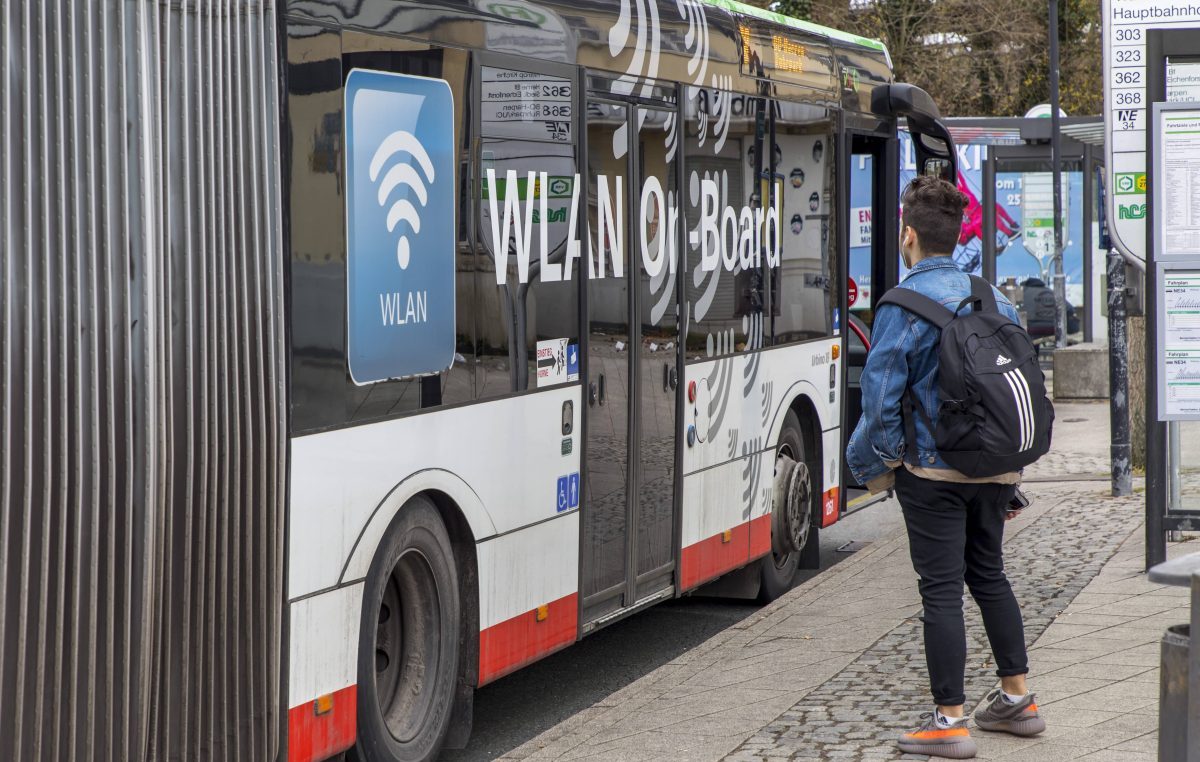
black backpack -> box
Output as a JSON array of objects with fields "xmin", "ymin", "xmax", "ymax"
[{"xmin": 876, "ymin": 275, "xmax": 1054, "ymax": 478}]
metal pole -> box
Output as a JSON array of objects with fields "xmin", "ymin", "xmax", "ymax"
[
  {"xmin": 1168, "ymin": 422, "xmax": 1183, "ymax": 542},
  {"xmin": 1147, "ymin": 99, "xmax": 1166, "ymax": 570},
  {"xmin": 983, "ymin": 153, "xmax": 997, "ymax": 285},
  {"xmin": 1107, "ymin": 248, "xmax": 1132, "ymax": 497},
  {"xmin": 1082, "ymin": 144, "xmax": 1094, "ymax": 343},
  {"xmin": 1170, "ymin": 421, "xmax": 1182, "ymax": 509},
  {"xmin": 1049, "ymin": 0, "xmax": 1067, "ymax": 349}
]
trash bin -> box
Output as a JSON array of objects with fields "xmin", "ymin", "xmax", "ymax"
[
  {"xmin": 1149, "ymin": 552, "xmax": 1200, "ymax": 761},
  {"xmin": 1161, "ymin": 624, "xmax": 1190, "ymax": 760}
]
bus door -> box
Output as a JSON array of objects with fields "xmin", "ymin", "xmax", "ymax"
[
  {"xmin": 581, "ymin": 89, "xmax": 681, "ymax": 628},
  {"xmin": 844, "ymin": 132, "xmax": 895, "ymax": 489}
]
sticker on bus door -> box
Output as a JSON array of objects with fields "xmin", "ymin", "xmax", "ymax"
[
  {"xmin": 536, "ymin": 338, "xmax": 569, "ymax": 387},
  {"xmin": 344, "ymin": 69, "xmax": 455, "ymax": 384}
]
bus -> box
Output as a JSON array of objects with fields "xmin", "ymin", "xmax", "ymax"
[{"xmin": 0, "ymin": 1, "xmax": 956, "ymax": 761}]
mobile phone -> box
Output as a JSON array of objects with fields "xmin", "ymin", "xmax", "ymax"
[{"xmin": 1009, "ymin": 488, "xmax": 1031, "ymax": 511}]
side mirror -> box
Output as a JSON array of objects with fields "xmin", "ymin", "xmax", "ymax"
[{"xmin": 871, "ymin": 83, "xmax": 957, "ymax": 182}]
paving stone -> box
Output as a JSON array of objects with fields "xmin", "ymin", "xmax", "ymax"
[
  {"xmin": 1046, "ymin": 723, "xmax": 1153, "ymax": 750},
  {"xmin": 1034, "ymin": 661, "xmax": 1152, "ymax": 681},
  {"xmin": 989, "ymin": 741, "xmax": 1093, "ymax": 761},
  {"xmin": 1105, "ymin": 730, "xmax": 1157, "ymax": 753},
  {"xmin": 1073, "ymin": 751, "xmax": 1155, "ymax": 762}
]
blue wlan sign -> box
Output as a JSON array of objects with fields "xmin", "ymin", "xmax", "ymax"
[{"xmin": 344, "ymin": 69, "xmax": 457, "ymax": 384}]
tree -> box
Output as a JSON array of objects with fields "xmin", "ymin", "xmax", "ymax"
[
  {"xmin": 794, "ymin": 0, "xmax": 1102, "ymax": 117},
  {"xmin": 771, "ymin": 0, "xmax": 813, "ymax": 19}
]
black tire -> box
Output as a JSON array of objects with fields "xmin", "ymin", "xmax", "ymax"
[
  {"xmin": 351, "ymin": 496, "xmax": 460, "ymax": 762},
  {"xmin": 759, "ymin": 543, "xmax": 800, "ymax": 602},
  {"xmin": 759, "ymin": 410, "xmax": 810, "ymax": 601}
]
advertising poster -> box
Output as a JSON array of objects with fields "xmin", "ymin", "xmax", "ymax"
[{"xmin": 849, "ymin": 132, "xmax": 1087, "ymax": 320}]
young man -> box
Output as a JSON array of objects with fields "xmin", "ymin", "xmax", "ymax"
[{"xmin": 846, "ymin": 176, "xmax": 1046, "ymax": 759}]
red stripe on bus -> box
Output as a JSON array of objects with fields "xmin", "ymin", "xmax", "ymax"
[
  {"xmin": 820, "ymin": 487, "xmax": 839, "ymax": 528},
  {"xmin": 684, "ymin": 488, "xmax": 843, "ymax": 590},
  {"xmin": 287, "ymin": 684, "xmax": 357, "ymax": 762},
  {"xmin": 680, "ymin": 514, "xmax": 771, "ymax": 591},
  {"xmin": 478, "ymin": 592, "xmax": 578, "ymax": 686},
  {"xmin": 748, "ymin": 512, "xmax": 773, "ymax": 559}
]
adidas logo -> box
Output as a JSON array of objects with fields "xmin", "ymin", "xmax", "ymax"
[{"xmin": 995, "ymin": 354, "xmax": 1012, "ymax": 366}]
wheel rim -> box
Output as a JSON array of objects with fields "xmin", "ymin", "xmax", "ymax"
[
  {"xmin": 774, "ymin": 440, "xmax": 812, "ymax": 556},
  {"xmin": 374, "ymin": 548, "xmax": 442, "ymax": 744}
]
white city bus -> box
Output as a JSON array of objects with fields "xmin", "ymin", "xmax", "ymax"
[
  {"xmin": 0, "ymin": 1, "xmax": 956, "ymax": 761},
  {"xmin": 282, "ymin": 2, "xmax": 957, "ymax": 759}
]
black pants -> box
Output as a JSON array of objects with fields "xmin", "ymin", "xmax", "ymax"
[{"xmin": 894, "ymin": 468, "xmax": 1029, "ymax": 706}]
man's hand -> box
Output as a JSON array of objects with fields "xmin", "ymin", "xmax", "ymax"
[{"xmin": 1005, "ymin": 488, "xmax": 1029, "ymax": 521}]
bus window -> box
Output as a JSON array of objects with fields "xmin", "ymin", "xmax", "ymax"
[
  {"xmin": 682, "ymin": 87, "xmax": 766, "ymax": 361},
  {"xmin": 475, "ymin": 64, "xmax": 581, "ymax": 399},
  {"xmin": 288, "ymin": 38, "xmax": 476, "ymax": 433},
  {"xmin": 849, "ymin": 152, "xmax": 875, "ymax": 319},
  {"xmin": 772, "ymin": 102, "xmax": 837, "ymax": 345}
]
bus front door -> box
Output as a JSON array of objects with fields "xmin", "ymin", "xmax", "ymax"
[
  {"xmin": 581, "ymin": 94, "xmax": 680, "ymax": 628},
  {"xmin": 844, "ymin": 133, "xmax": 894, "ymax": 491}
]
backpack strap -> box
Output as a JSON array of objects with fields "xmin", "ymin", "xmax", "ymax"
[
  {"xmin": 961, "ymin": 275, "xmax": 998, "ymax": 314},
  {"xmin": 876, "ymin": 286, "xmax": 953, "ymax": 329}
]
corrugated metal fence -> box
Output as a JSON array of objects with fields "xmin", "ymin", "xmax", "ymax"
[{"xmin": 1, "ymin": 2, "xmax": 287, "ymax": 760}]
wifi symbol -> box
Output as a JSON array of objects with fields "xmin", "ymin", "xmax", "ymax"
[{"xmin": 368, "ymin": 130, "xmax": 436, "ymax": 270}]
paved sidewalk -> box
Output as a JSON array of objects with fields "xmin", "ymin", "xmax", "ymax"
[
  {"xmin": 495, "ymin": 404, "xmax": 1195, "ymax": 761},
  {"xmin": 976, "ymin": 526, "xmax": 1186, "ymax": 761}
]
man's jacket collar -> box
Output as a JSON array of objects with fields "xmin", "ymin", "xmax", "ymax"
[{"xmin": 903, "ymin": 255, "xmax": 957, "ymax": 279}]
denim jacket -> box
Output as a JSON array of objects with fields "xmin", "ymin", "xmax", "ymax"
[{"xmin": 845, "ymin": 256, "xmax": 1021, "ymax": 488}]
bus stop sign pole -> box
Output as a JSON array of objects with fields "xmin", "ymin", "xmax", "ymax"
[{"xmin": 1050, "ymin": 0, "xmax": 1067, "ymax": 350}]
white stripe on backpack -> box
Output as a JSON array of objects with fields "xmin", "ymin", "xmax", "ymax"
[
  {"xmin": 1017, "ymin": 370, "xmax": 1036, "ymax": 451},
  {"xmin": 1002, "ymin": 369, "xmax": 1034, "ymax": 452}
]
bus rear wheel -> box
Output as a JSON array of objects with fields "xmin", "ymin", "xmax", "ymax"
[
  {"xmin": 759, "ymin": 410, "xmax": 813, "ymax": 601},
  {"xmin": 352, "ymin": 496, "xmax": 460, "ymax": 762}
]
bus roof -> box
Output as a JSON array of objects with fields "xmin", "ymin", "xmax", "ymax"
[
  {"xmin": 706, "ymin": 0, "xmax": 889, "ymax": 55},
  {"xmin": 287, "ymin": 0, "xmax": 895, "ymax": 104}
]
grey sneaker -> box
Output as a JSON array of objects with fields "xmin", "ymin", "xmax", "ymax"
[
  {"xmin": 897, "ymin": 712, "xmax": 977, "ymax": 759},
  {"xmin": 973, "ymin": 689, "xmax": 1046, "ymax": 736}
]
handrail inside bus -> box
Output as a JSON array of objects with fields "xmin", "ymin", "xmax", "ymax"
[{"xmin": 848, "ymin": 319, "xmax": 871, "ymax": 352}]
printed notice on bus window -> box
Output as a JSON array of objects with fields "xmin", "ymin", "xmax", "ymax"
[
  {"xmin": 480, "ymin": 67, "xmax": 572, "ymax": 143},
  {"xmin": 1162, "ymin": 272, "xmax": 1200, "ymax": 417},
  {"xmin": 1160, "ymin": 111, "xmax": 1200, "ymax": 256}
]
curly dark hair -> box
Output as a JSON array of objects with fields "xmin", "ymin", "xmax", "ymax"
[{"xmin": 900, "ymin": 175, "xmax": 968, "ymax": 255}]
